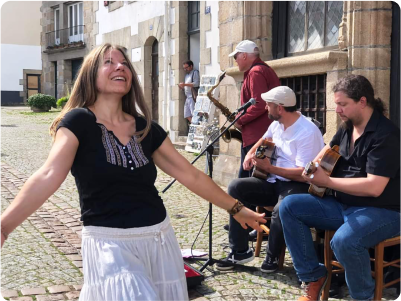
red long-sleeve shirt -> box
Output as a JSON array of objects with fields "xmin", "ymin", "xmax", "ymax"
[{"xmin": 236, "ymin": 58, "xmax": 280, "ymax": 147}]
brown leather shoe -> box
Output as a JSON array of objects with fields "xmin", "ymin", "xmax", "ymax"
[{"xmin": 298, "ymin": 275, "xmax": 328, "ymax": 301}]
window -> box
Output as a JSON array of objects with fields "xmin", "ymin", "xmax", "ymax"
[
  {"xmin": 281, "ymin": 74, "xmax": 327, "ymax": 134},
  {"xmin": 188, "ymin": 1, "xmax": 200, "ymax": 34},
  {"xmin": 54, "ymin": 8, "xmax": 60, "ymax": 45},
  {"xmin": 68, "ymin": 2, "xmax": 84, "ymax": 43},
  {"xmin": 273, "ymin": 2, "xmax": 343, "ymax": 58}
]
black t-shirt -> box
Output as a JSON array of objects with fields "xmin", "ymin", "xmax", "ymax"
[
  {"xmin": 329, "ymin": 110, "xmax": 400, "ymax": 211},
  {"xmin": 57, "ymin": 108, "xmax": 168, "ymax": 228}
]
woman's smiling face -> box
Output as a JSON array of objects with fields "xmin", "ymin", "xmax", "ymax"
[{"xmin": 96, "ymin": 49, "xmax": 133, "ymax": 96}]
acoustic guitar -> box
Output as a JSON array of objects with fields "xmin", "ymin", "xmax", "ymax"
[
  {"xmin": 251, "ymin": 140, "xmax": 276, "ymax": 180},
  {"xmin": 304, "ymin": 145, "xmax": 341, "ymax": 197}
]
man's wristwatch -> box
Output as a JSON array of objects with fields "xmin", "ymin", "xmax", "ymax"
[{"xmin": 227, "ymin": 199, "xmax": 244, "ymax": 216}]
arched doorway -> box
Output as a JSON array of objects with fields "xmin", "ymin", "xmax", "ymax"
[{"xmin": 151, "ymin": 39, "xmax": 159, "ymax": 123}]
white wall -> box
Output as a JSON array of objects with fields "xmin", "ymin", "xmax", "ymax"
[
  {"xmin": 204, "ymin": 1, "xmax": 221, "ymax": 75},
  {"xmin": 96, "ymin": 1, "xmax": 165, "ymax": 45},
  {"xmin": 1, "ymin": 44, "xmax": 42, "ymax": 91}
]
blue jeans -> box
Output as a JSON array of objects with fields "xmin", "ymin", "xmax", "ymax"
[{"xmin": 279, "ymin": 194, "xmax": 400, "ymax": 300}]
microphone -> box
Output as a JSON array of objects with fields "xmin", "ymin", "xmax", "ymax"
[{"xmin": 235, "ymin": 98, "xmax": 257, "ymax": 113}]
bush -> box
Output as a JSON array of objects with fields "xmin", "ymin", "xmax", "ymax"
[
  {"xmin": 57, "ymin": 96, "xmax": 69, "ymax": 108},
  {"xmin": 27, "ymin": 93, "xmax": 57, "ymax": 110}
]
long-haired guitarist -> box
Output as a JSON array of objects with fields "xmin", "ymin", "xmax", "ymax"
[
  {"xmin": 216, "ymin": 86, "xmax": 324, "ymax": 272},
  {"xmin": 279, "ymin": 75, "xmax": 400, "ymax": 301}
]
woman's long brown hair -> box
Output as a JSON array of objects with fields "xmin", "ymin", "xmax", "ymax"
[{"xmin": 49, "ymin": 43, "xmax": 151, "ymax": 141}]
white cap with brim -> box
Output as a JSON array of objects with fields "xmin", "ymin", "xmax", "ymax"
[
  {"xmin": 261, "ymin": 86, "xmax": 296, "ymax": 107},
  {"xmin": 228, "ymin": 40, "xmax": 258, "ymax": 57}
]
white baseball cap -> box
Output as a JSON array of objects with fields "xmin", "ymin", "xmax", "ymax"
[
  {"xmin": 228, "ymin": 40, "xmax": 258, "ymax": 57},
  {"xmin": 261, "ymin": 86, "xmax": 296, "ymax": 107}
]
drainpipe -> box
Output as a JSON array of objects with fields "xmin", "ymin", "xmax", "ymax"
[{"xmin": 163, "ymin": 1, "xmax": 170, "ymax": 132}]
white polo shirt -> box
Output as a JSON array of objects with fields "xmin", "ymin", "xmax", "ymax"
[{"xmin": 262, "ymin": 112, "xmax": 324, "ymax": 183}]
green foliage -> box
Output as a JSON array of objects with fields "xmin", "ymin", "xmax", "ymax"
[
  {"xmin": 27, "ymin": 93, "xmax": 57, "ymax": 109},
  {"xmin": 56, "ymin": 96, "xmax": 69, "ymax": 108}
]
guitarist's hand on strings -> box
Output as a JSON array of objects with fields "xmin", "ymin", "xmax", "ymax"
[
  {"xmin": 302, "ymin": 163, "xmax": 330, "ymax": 188},
  {"xmin": 252, "ymin": 156, "xmax": 272, "ymax": 173},
  {"xmin": 243, "ymin": 153, "xmax": 255, "ymax": 171}
]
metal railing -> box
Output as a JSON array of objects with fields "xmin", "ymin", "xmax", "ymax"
[{"xmin": 45, "ymin": 25, "xmax": 85, "ymax": 49}]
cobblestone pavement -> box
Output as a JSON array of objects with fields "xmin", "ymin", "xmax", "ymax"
[{"xmin": 1, "ymin": 107, "xmax": 399, "ymax": 301}]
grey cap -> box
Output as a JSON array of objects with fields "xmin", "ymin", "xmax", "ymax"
[{"xmin": 261, "ymin": 86, "xmax": 296, "ymax": 107}]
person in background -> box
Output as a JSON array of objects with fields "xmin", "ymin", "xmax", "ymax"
[
  {"xmin": 1, "ymin": 44, "xmax": 266, "ymax": 301},
  {"xmin": 178, "ymin": 60, "xmax": 200, "ymax": 123}
]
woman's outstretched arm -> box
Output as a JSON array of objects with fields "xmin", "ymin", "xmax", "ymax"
[
  {"xmin": 1, "ymin": 128, "xmax": 78, "ymax": 246},
  {"xmin": 152, "ymin": 137, "xmax": 266, "ymax": 231}
]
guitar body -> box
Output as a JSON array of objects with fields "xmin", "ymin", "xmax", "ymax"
[
  {"xmin": 308, "ymin": 145, "xmax": 341, "ymax": 197},
  {"xmin": 251, "ymin": 140, "xmax": 276, "ymax": 180}
]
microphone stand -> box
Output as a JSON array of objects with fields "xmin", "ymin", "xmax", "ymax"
[{"xmin": 162, "ymin": 107, "xmax": 258, "ymax": 273}]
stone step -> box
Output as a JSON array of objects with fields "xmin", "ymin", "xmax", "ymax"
[
  {"xmin": 177, "ymin": 135, "xmax": 188, "ymax": 143},
  {"xmin": 172, "ymin": 141, "xmax": 187, "ymax": 150}
]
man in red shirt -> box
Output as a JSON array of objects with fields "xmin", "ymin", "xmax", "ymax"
[
  {"xmin": 222, "ymin": 41, "xmax": 280, "ymax": 238},
  {"xmin": 230, "ymin": 40, "xmax": 280, "ymax": 178}
]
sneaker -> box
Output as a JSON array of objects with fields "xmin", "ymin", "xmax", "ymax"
[
  {"xmin": 298, "ymin": 275, "xmax": 328, "ymax": 301},
  {"xmin": 260, "ymin": 256, "xmax": 279, "ymax": 273},
  {"xmin": 216, "ymin": 248, "xmax": 254, "ymax": 271}
]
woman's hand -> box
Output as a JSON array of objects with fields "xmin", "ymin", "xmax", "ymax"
[{"xmin": 233, "ymin": 207, "xmax": 266, "ymax": 232}]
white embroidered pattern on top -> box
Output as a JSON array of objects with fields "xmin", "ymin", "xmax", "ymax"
[{"xmin": 99, "ymin": 124, "xmax": 148, "ymax": 169}]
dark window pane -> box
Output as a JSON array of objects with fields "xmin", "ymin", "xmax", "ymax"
[{"xmin": 280, "ymin": 74, "xmax": 327, "ymax": 134}]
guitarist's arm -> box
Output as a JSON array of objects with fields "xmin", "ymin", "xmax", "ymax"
[
  {"xmin": 303, "ymin": 167, "xmax": 390, "ymax": 197},
  {"xmin": 253, "ymin": 156, "xmax": 305, "ymax": 182}
]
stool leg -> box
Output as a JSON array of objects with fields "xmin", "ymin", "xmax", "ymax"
[
  {"xmin": 278, "ymin": 244, "xmax": 286, "ymax": 270},
  {"xmin": 255, "ymin": 230, "xmax": 263, "ymax": 257},
  {"xmin": 374, "ymin": 243, "xmax": 384, "ymax": 301},
  {"xmin": 322, "ymin": 231, "xmax": 334, "ymax": 301},
  {"xmin": 255, "ymin": 206, "xmax": 264, "ymax": 257}
]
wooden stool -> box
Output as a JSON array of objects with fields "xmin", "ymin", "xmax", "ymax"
[
  {"xmin": 322, "ymin": 230, "xmax": 400, "ymax": 300},
  {"xmin": 254, "ymin": 206, "xmax": 286, "ymax": 270}
]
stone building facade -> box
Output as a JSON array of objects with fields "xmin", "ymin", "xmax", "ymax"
[{"xmin": 40, "ymin": 1, "xmax": 97, "ymax": 100}]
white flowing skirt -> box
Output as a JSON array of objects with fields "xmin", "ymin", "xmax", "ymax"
[{"xmin": 79, "ymin": 216, "xmax": 189, "ymax": 301}]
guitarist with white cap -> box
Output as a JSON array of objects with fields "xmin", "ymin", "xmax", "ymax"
[{"xmin": 217, "ymin": 86, "xmax": 324, "ymax": 272}]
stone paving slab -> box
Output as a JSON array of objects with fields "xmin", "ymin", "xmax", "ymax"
[{"xmin": 1, "ymin": 107, "xmax": 399, "ymax": 301}]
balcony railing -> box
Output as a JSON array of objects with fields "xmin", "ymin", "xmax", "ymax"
[{"xmin": 45, "ymin": 25, "xmax": 85, "ymax": 50}]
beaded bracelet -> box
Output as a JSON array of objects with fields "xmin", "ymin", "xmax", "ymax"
[
  {"xmin": 227, "ymin": 199, "xmax": 244, "ymax": 216},
  {"xmin": 1, "ymin": 226, "xmax": 9, "ymax": 240}
]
